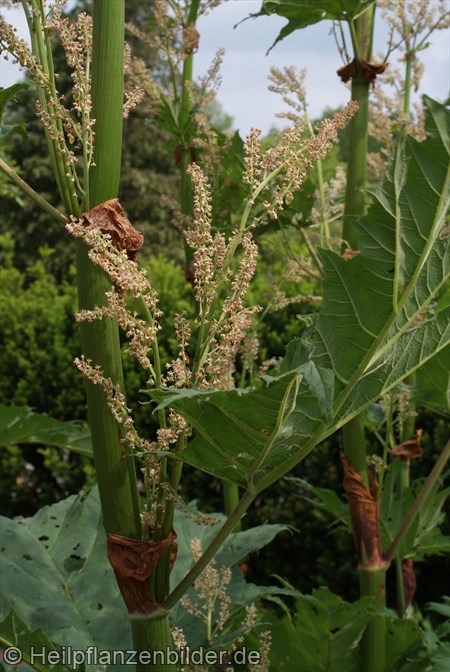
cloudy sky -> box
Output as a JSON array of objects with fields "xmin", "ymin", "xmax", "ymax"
[{"xmin": 1, "ymin": 0, "xmax": 449, "ymax": 135}]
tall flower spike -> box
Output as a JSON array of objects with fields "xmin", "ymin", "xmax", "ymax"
[{"xmin": 184, "ymin": 163, "xmax": 217, "ymax": 313}]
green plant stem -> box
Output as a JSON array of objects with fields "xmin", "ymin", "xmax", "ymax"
[
  {"xmin": 130, "ymin": 612, "xmax": 175, "ymax": 672},
  {"xmin": 395, "ymin": 555, "xmax": 406, "ymax": 616},
  {"xmin": 39, "ymin": 7, "xmax": 80, "ymax": 216},
  {"xmin": 21, "ymin": 1, "xmax": 73, "ymax": 212},
  {"xmin": 342, "ymin": 75, "xmax": 370, "ymax": 249},
  {"xmin": 343, "ymin": 416, "xmax": 370, "ymax": 489},
  {"xmin": 89, "ymin": 3, "xmax": 124, "ymax": 204},
  {"xmin": 163, "ymin": 489, "xmax": 255, "ymax": 611},
  {"xmin": 341, "ymin": 6, "xmax": 374, "ymax": 488},
  {"xmin": 403, "ymin": 50, "xmax": 412, "ymax": 117},
  {"xmin": 385, "ymin": 439, "xmax": 450, "ymax": 564},
  {"xmin": 0, "ymin": 158, "xmax": 67, "ymax": 223},
  {"xmin": 395, "ymin": 371, "xmax": 417, "ymax": 612},
  {"xmin": 299, "ymin": 226, "xmax": 324, "ymax": 276},
  {"xmin": 342, "ymin": 9, "xmax": 384, "ymax": 666},
  {"xmin": 223, "ymin": 482, "xmax": 241, "ymax": 531},
  {"xmin": 358, "ymin": 563, "xmax": 388, "ymax": 672},
  {"xmin": 76, "ymin": 0, "xmax": 141, "ymax": 539}
]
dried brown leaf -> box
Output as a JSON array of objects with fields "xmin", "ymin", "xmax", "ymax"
[
  {"xmin": 107, "ymin": 529, "xmax": 177, "ymax": 613},
  {"xmin": 390, "ymin": 429, "xmax": 424, "ymax": 463},
  {"xmin": 337, "ymin": 59, "xmax": 388, "ymax": 84},
  {"xmin": 341, "ymin": 454, "xmax": 383, "ymax": 565},
  {"xmin": 183, "ymin": 26, "xmax": 199, "ymax": 53},
  {"xmin": 402, "ymin": 558, "xmax": 417, "ymax": 607},
  {"xmin": 82, "ymin": 198, "xmax": 144, "ymax": 261}
]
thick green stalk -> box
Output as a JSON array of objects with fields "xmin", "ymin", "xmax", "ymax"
[
  {"xmin": 358, "ymin": 563, "xmax": 388, "ymax": 672},
  {"xmin": 341, "ymin": 7, "xmax": 387, "ymax": 666},
  {"xmin": 223, "ymin": 482, "xmax": 241, "ymax": 528},
  {"xmin": 343, "ymin": 416, "xmax": 369, "ymax": 489},
  {"xmin": 341, "ymin": 6, "xmax": 375, "ymax": 485},
  {"xmin": 341, "ymin": 75, "xmax": 370, "ymax": 249},
  {"xmin": 77, "ymin": 0, "xmax": 140, "ymax": 537},
  {"xmin": 395, "ymin": 372, "xmax": 416, "ymax": 611},
  {"xmin": 131, "ymin": 613, "xmax": 175, "ymax": 672}
]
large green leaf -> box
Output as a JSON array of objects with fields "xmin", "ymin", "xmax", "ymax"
[
  {"xmin": 0, "ymin": 404, "xmax": 93, "ymax": 457},
  {"xmin": 384, "ymin": 618, "xmax": 424, "ymax": 671},
  {"xmin": 0, "ymin": 612, "xmax": 69, "ymax": 672},
  {"xmin": 255, "ymin": 0, "xmax": 376, "ymax": 50},
  {"xmin": 0, "ymin": 488, "xmax": 131, "ymax": 659},
  {"xmin": 153, "ymin": 354, "xmax": 333, "ymax": 487},
  {"xmin": 321, "ymin": 96, "xmax": 450, "ymax": 426},
  {"xmin": 152, "ymin": 97, "xmax": 449, "ymax": 490},
  {"xmin": 245, "ymin": 587, "xmax": 374, "ymax": 671},
  {"xmin": 415, "ymin": 345, "xmax": 450, "ymax": 416},
  {"xmin": 0, "ymin": 489, "xmax": 292, "ymax": 662}
]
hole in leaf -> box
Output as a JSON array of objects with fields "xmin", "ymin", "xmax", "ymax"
[
  {"xmin": 38, "ymin": 535, "xmax": 49, "ymax": 541},
  {"xmin": 63, "ymin": 553, "xmax": 86, "ymax": 572},
  {"xmin": 22, "ymin": 554, "xmax": 32, "ymax": 560},
  {"xmin": 97, "ymin": 603, "xmax": 103, "ymax": 610}
]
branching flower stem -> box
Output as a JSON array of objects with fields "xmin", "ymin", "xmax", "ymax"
[
  {"xmin": 20, "ymin": 1, "xmax": 70, "ymax": 211},
  {"xmin": 191, "ymin": 164, "xmax": 283, "ymax": 376},
  {"xmin": 22, "ymin": 0, "xmax": 80, "ymax": 215}
]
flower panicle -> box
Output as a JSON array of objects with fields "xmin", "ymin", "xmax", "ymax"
[
  {"xmin": 74, "ymin": 355, "xmax": 140, "ymax": 451},
  {"xmin": 268, "ymin": 65, "xmax": 308, "ymax": 123},
  {"xmin": 180, "ymin": 537, "xmax": 233, "ymax": 639},
  {"xmin": 184, "ymin": 162, "xmax": 216, "ymax": 311},
  {"xmin": 164, "ymin": 312, "xmax": 192, "ymax": 388},
  {"xmin": 243, "ymin": 100, "xmax": 359, "ymax": 222},
  {"xmin": 66, "ymin": 216, "xmax": 155, "ymax": 299},
  {"xmin": 67, "ymin": 217, "xmax": 161, "ymax": 375},
  {"xmin": 0, "ymin": 4, "xmax": 96, "ymax": 186}
]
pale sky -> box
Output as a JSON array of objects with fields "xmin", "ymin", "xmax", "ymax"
[{"xmin": 1, "ymin": 0, "xmax": 449, "ymax": 135}]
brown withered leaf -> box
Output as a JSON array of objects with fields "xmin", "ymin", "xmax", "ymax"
[
  {"xmin": 337, "ymin": 59, "xmax": 388, "ymax": 84},
  {"xmin": 341, "ymin": 454, "xmax": 383, "ymax": 566},
  {"xmin": 107, "ymin": 529, "xmax": 177, "ymax": 614},
  {"xmin": 402, "ymin": 558, "xmax": 417, "ymax": 607},
  {"xmin": 183, "ymin": 26, "xmax": 199, "ymax": 53},
  {"xmin": 390, "ymin": 429, "xmax": 423, "ymax": 463},
  {"xmin": 82, "ymin": 199, "xmax": 144, "ymax": 261}
]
